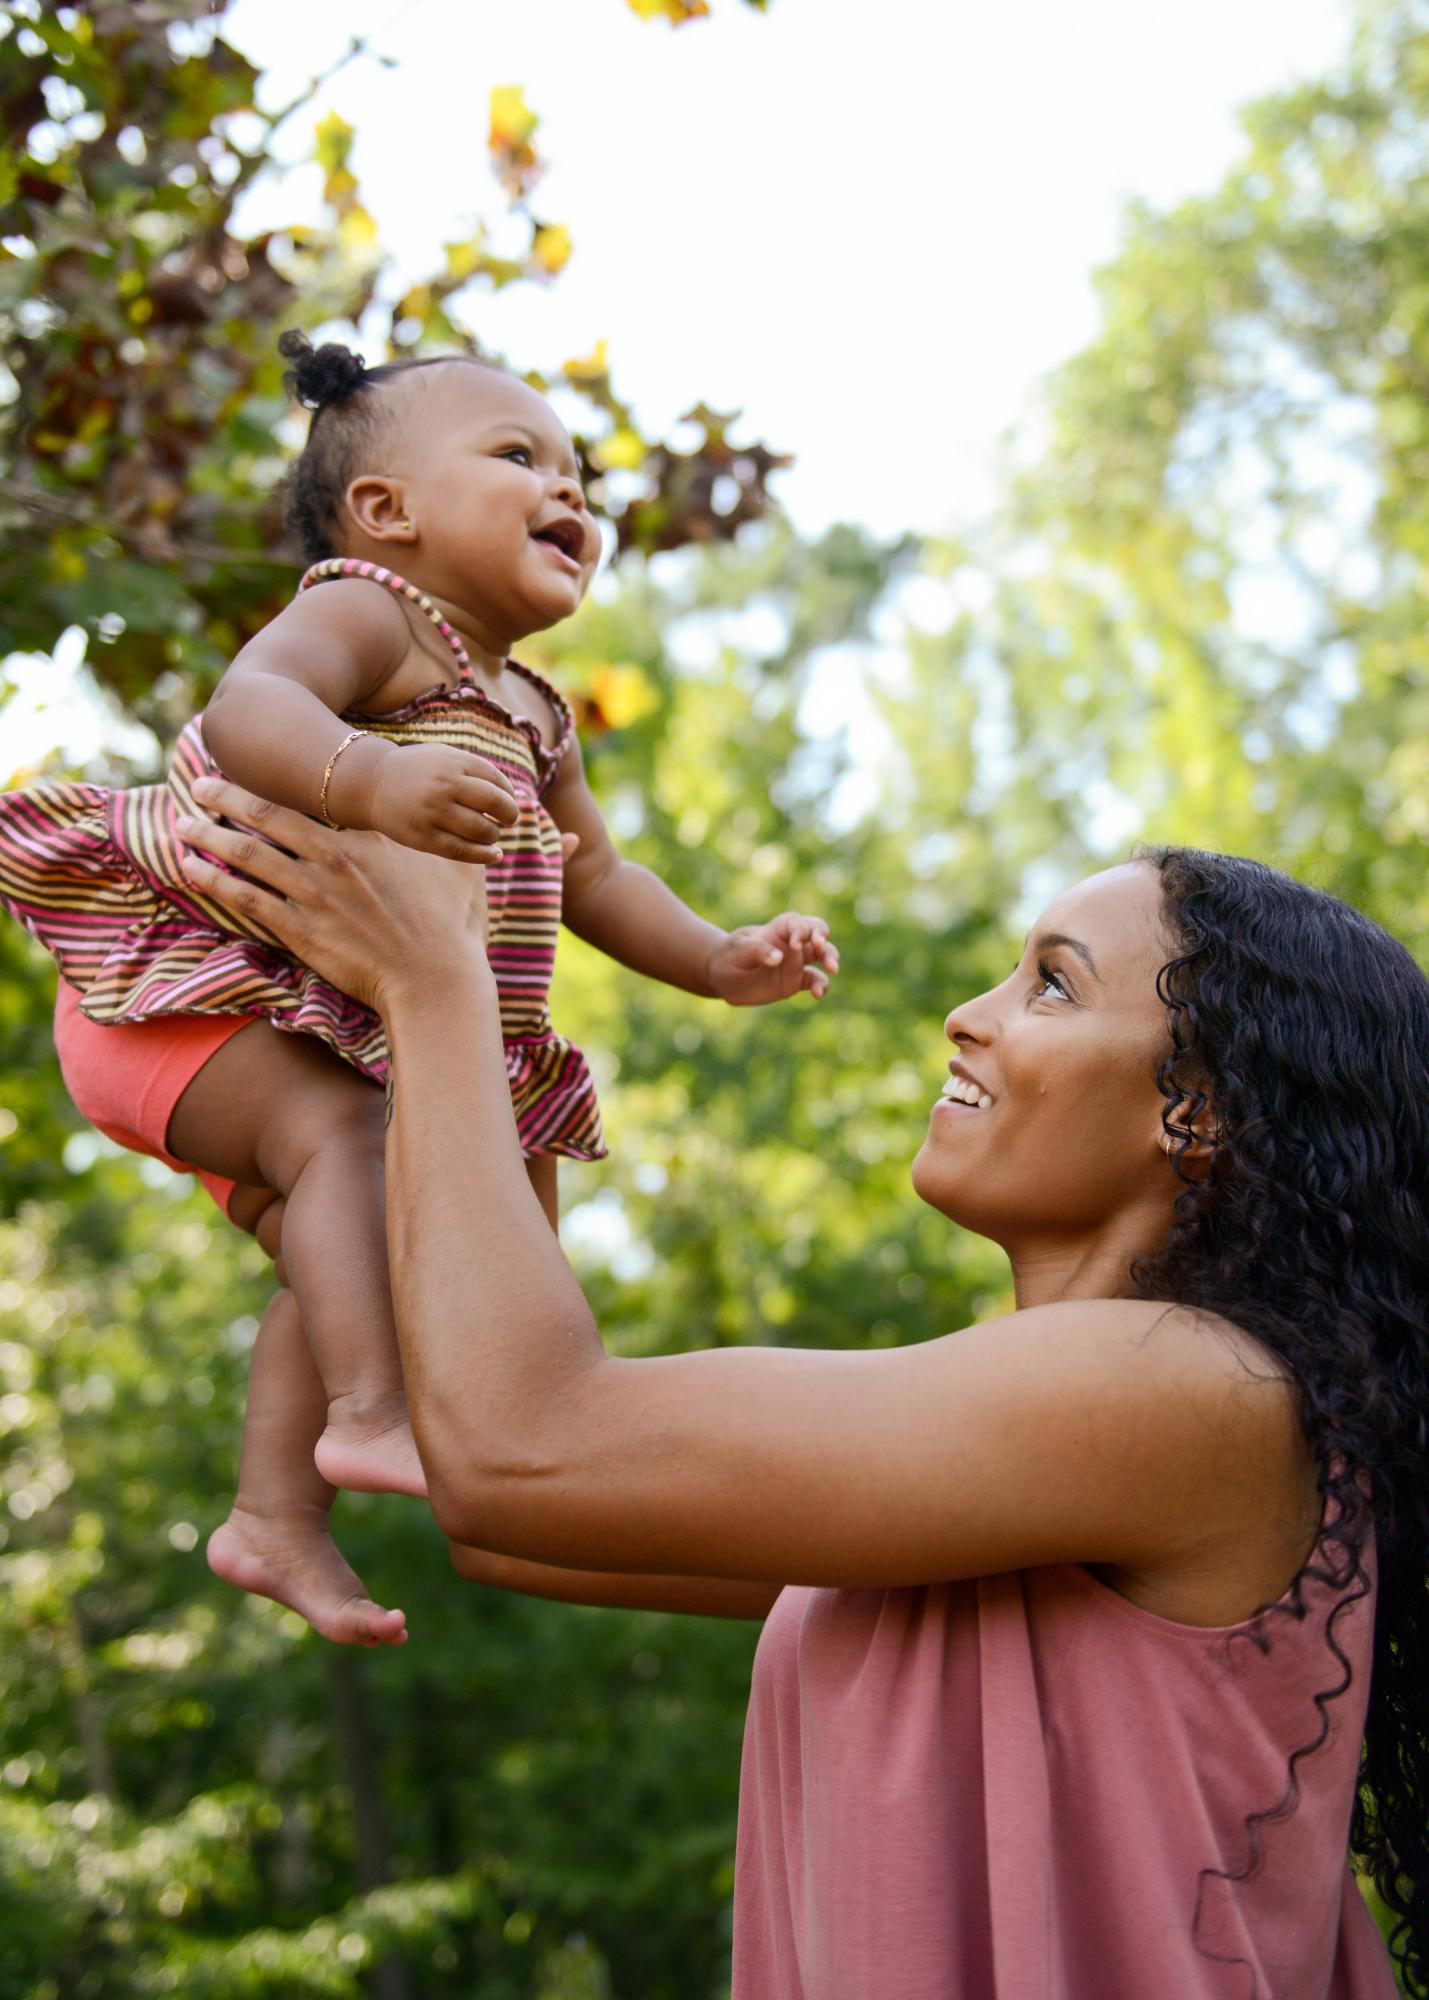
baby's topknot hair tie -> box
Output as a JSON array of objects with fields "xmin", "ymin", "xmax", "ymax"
[{"xmin": 278, "ymin": 329, "xmax": 368, "ymax": 412}]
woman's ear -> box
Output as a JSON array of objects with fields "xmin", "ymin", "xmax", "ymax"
[
  {"xmin": 1155, "ymin": 1086, "xmax": 1219, "ymax": 1177},
  {"xmin": 344, "ymin": 475, "xmax": 418, "ymax": 545}
]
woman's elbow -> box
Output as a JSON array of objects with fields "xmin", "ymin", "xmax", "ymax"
[
  {"xmin": 416, "ymin": 1348, "xmax": 613, "ymax": 1546},
  {"xmin": 426, "ymin": 1470, "xmax": 489, "ymax": 1547},
  {"xmin": 422, "ymin": 1444, "xmax": 570, "ymax": 1550}
]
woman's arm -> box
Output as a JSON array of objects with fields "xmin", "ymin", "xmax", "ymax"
[
  {"xmin": 447, "ymin": 1543, "xmax": 779, "ymax": 1620},
  {"xmin": 177, "ymin": 784, "xmax": 1304, "ymax": 1596}
]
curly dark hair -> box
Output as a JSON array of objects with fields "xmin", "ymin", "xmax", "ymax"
[
  {"xmin": 1134, "ymin": 846, "xmax": 1429, "ymax": 1994},
  {"xmin": 275, "ymin": 331, "xmax": 500, "ymax": 562}
]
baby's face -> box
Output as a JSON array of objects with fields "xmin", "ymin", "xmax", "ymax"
[{"xmin": 369, "ymin": 363, "xmax": 602, "ymax": 639}]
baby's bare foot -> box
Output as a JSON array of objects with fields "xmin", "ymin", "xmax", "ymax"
[
  {"xmin": 313, "ymin": 1389, "xmax": 427, "ymax": 1499},
  {"xmin": 207, "ymin": 1504, "xmax": 407, "ymax": 1646}
]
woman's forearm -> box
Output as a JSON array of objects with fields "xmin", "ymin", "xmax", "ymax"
[
  {"xmin": 447, "ymin": 1542, "xmax": 780, "ymax": 1620},
  {"xmin": 382, "ymin": 954, "xmax": 609, "ymax": 1533}
]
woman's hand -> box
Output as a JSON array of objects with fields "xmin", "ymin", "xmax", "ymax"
[{"xmin": 176, "ymin": 776, "xmax": 489, "ymax": 1016}]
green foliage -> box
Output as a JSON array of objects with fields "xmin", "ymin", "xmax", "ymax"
[
  {"xmin": 902, "ymin": 0, "xmax": 1429, "ymax": 960},
  {"xmin": 2, "ymin": 0, "xmax": 1428, "ymax": 1994}
]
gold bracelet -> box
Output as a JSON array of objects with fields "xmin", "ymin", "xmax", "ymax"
[{"xmin": 319, "ymin": 729, "xmax": 368, "ymax": 829}]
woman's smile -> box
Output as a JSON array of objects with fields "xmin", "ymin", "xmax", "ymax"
[{"xmin": 934, "ymin": 1060, "xmax": 994, "ymax": 1114}]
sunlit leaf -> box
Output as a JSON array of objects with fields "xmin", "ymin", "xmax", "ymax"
[
  {"xmin": 592, "ymin": 425, "xmax": 646, "ymax": 471},
  {"xmin": 530, "ymin": 221, "xmax": 572, "ymax": 275}
]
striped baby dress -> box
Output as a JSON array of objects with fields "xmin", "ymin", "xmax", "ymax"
[{"xmin": 0, "ymin": 561, "xmax": 605, "ymax": 1161}]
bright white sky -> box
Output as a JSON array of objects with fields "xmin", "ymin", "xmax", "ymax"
[{"xmin": 225, "ymin": 0, "xmax": 1355, "ymax": 537}]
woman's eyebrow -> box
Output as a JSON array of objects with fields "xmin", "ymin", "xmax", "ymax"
[{"xmin": 1030, "ymin": 930, "xmax": 1102, "ymax": 981}]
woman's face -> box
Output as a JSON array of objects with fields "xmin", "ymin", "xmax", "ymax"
[{"xmin": 911, "ymin": 862, "xmax": 1179, "ymax": 1247}]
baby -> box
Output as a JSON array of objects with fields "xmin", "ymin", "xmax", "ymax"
[{"xmin": 0, "ymin": 334, "xmax": 837, "ymax": 1642}]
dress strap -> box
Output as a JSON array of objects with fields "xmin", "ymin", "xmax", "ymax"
[{"xmin": 298, "ymin": 559, "xmax": 472, "ymax": 678}]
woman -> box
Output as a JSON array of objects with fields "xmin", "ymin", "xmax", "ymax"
[{"xmin": 177, "ymin": 777, "xmax": 1424, "ymax": 2000}]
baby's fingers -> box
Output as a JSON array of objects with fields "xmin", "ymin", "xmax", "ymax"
[
  {"xmin": 790, "ymin": 915, "xmax": 838, "ymax": 974},
  {"xmin": 458, "ymin": 758, "xmax": 519, "ymax": 810},
  {"xmin": 416, "ymin": 833, "xmax": 506, "ymax": 866},
  {"xmin": 440, "ymin": 799, "xmax": 514, "ymax": 849},
  {"xmin": 455, "ymin": 775, "xmax": 520, "ymax": 828}
]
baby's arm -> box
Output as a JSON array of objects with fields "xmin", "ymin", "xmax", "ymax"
[
  {"xmin": 548, "ymin": 736, "xmax": 837, "ymax": 1002},
  {"xmin": 203, "ymin": 586, "xmax": 516, "ymax": 860}
]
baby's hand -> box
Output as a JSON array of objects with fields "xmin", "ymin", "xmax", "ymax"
[
  {"xmin": 367, "ymin": 744, "xmax": 520, "ymax": 864},
  {"xmin": 707, "ymin": 912, "xmax": 839, "ymax": 1007}
]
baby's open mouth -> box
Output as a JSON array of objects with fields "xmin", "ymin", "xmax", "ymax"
[{"xmin": 532, "ymin": 517, "xmax": 585, "ymax": 564}]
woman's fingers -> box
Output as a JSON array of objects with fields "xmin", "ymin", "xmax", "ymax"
[
  {"xmin": 189, "ymin": 777, "xmax": 326, "ymax": 858},
  {"xmin": 175, "ymin": 810, "xmax": 308, "ymax": 898}
]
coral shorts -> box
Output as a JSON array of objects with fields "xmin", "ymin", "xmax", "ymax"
[{"xmin": 53, "ymin": 981, "xmax": 256, "ymax": 1219}]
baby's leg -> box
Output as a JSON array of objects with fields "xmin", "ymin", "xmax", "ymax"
[
  {"xmin": 207, "ymin": 1279, "xmax": 407, "ymax": 1647},
  {"xmin": 525, "ymin": 1152, "xmax": 559, "ymax": 1232},
  {"xmin": 168, "ymin": 1021, "xmax": 423, "ymax": 1498}
]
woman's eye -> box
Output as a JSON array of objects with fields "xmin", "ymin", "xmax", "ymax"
[{"xmin": 1033, "ymin": 959, "xmax": 1069, "ymax": 1000}]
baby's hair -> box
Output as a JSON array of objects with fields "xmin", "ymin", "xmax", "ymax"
[{"xmin": 277, "ymin": 331, "xmax": 503, "ymax": 562}]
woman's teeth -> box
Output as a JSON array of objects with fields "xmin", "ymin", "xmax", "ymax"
[{"xmin": 940, "ymin": 1078, "xmax": 993, "ymax": 1109}]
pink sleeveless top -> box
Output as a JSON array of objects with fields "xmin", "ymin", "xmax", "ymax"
[{"xmin": 734, "ymin": 1552, "xmax": 1397, "ymax": 1999}]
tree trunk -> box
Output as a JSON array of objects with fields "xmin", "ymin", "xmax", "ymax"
[
  {"xmin": 60, "ymin": 1608, "xmax": 113, "ymax": 1798},
  {"xmin": 329, "ymin": 1653, "xmax": 414, "ymax": 2000},
  {"xmin": 260, "ymin": 1714, "xmax": 313, "ymax": 1904}
]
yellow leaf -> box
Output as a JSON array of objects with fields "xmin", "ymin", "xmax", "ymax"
[
  {"xmin": 626, "ymin": 0, "xmax": 710, "ymax": 18},
  {"xmin": 562, "ymin": 340, "xmax": 609, "ymax": 385},
  {"xmin": 591, "ymin": 663, "xmax": 659, "ymax": 729},
  {"xmin": 76, "ymin": 402, "xmax": 114, "ymax": 444},
  {"xmin": 445, "ymin": 239, "xmax": 482, "ymax": 283},
  {"xmin": 313, "ymin": 110, "xmax": 355, "ymax": 175},
  {"xmin": 339, "ymin": 204, "xmax": 378, "ymax": 248},
  {"xmin": 592, "ymin": 426, "xmax": 645, "ymax": 472},
  {"xmin": 489, "ymin": 85, "xmax": 537, "ymax": 150},
  {"xmin": 49, "ymin": 540, "xmax": 87, "ymax": 584},
  {"xmin": 531, "ymin": 222, "xmax": 572, "ymax": 275}
]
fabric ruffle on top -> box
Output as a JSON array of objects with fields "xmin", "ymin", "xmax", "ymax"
[{"xmin": 0, "ymin": 560, "xmax": 605, "ymax": 1161}]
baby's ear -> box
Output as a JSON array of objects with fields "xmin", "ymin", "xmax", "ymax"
[{"xmin": 345, "ymin": 475, "xmax": 416, "ymax": 546}]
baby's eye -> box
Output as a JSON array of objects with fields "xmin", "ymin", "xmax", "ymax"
[{"xmin": 500, "ymin": 446, "xmax": 534, "ymax": 468}]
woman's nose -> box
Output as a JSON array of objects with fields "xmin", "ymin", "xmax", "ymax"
[{"xmin": 945, "ymin": 992, "xmax": 995, "ymax": 1046}]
